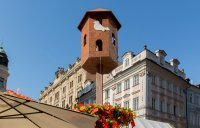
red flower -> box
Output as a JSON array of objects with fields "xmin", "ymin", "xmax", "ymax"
[
  {"xmin": 131, "ymin": 121, "xmax": 135, "ymax": 128},
  {"xmin": 112, "ymin": 121, "xmax": 120, "ymax": 128}
]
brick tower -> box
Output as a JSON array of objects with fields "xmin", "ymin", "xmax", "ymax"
[{"xmin": 78, "ymin": 8, "xmax": 121, "ymax": 104}]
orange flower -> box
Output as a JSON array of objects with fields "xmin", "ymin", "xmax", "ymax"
[
  {"xmin": 90, "ymin": 108, "xmax": 99, "ymax": 114},
  {"xmin": 79, "ymin": 106, "xmax": 86, "ymax": 112}
]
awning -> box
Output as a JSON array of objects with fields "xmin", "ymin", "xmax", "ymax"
[
  {"xmin": 0, "ymin": 93, "xmax": 97, "ymax": 128},
  {"xmin": 134, "ymin": 118, "xmax": 174, "ymax": 128}
]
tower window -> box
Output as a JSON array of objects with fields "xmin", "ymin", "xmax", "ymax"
[
  {"xmin": 96, "ymin": 40, "xmax": 103, "ymax": 51},
  {"xmin": 96, "ymin": 18, "xmax": 102, "ymax": 25},
  {"xmin": 112, "ymin": 33, "xmax": 116, "ymax": 45},
  {"xmin": 83, "ymin": 34, "xmax": 87, "ymax": 46}
]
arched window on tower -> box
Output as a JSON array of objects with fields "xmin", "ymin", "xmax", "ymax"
[
  {"xmin": 112, "ymin": 33, "xmax": 116, "ymax": 45},
  {"xmin": 83, "ymin": 34, "xmax": 87, "ymax": 46},
  {"xmin": 96, "ymin": 40, "xmax": 103, "ymax": 51}
]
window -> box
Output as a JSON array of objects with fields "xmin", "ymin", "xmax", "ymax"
[
  {"xmin": 96, "ymin": 18, "xmax": 102, "ymax": 25},
  {"xmin": 197, "ymin": 116, "xmax": 200, "ymax": 127},
  {"xmin": 160, "ymin": 101, "xmax": 164, "ymax": 112},
  {"xmin": 69, "ymin": 96, "xmax": 73, "ymax": 105},
  {"xmin": 105, "ymin": 89, "xmax": 110, "ymax": 99},
  {"xmin": 179, "ymin": 87, "xmax": 182, "ymax": 96},
  {"xmin": 0, "ymin": 77, "xmax": 4, "ymax": 87},
  {"xmin": 62, "ymin": 86, "xmax": 66, "ymax": 93},
  {"xmin": 173, "ymin": 105, "xmax": 176, "ymax": 116},
  {"xmin": 49, "ymin": 97, "xmax": 52, "ymax": 104},
  {"xmin": 167, "ymin": 81, "xmax": 171, "ymax": 92},
  {"xmin": 116, "ymin": 83, "xmax": 122, "ymax": 93},
  {"xmin": 124, "ymin": 79, "xmax": 130, "ymax": 90},
  {"xmin": 96, "ymin": 40, "xmax": 103, "ymax": 51},
  {"xmin": 133, "ymin": 97, "xmax": 139, "ymax": 110},
  {"xmin": 152, "ymin": 74, "xmax": 156, "ymax": 85},
  {"xmin": 83, "ymin": 34, "xmax": 87, "ymax": 46},
  {"xmin": 70, "ymin": 81, "xmax": 73, "ymax": 88},
  {"xmin": 190, "ymin": 113, "xmax": 195, "ymax": 125},
  {"xmin": 124, "ymin": 101, "xmax": 129, "ymax": 109},
  {"xmin": 112, "ymin": 33, "xmax": 116, "ymax": 45},
  {"xmin": 196, "ymin": 95, "xmax": 200, "ymax": 105},
  {"xmin": 152, "ymin": 98, "xmax": 156, "ymax": 110},
  {"xmin": 189, "ymin": 93, "xmax": 193, "ymax": 103},
  {"xmin": 160, "ymin": 79, "xmax": 165, "ymax": 89},
  {"xmin": 173, "ymin": 85, "xmax": 177, "ymax": 94},
  {"xmin": 133, "ymin": 74, "xmax": 139, "ymax": 86},
  {"xmin": 77, "ymin": 90, "xmax": 81, "ymax": 97},
  {"xmin": 125, "ymin": 58, "xmax": 129, "ymax": 67},
  {"xmin": 55, "ymin": 92, "xmax": 60, "ymax": 101},
  {"xmin": 62, "ymin": 100, "xmax": 65, "ymax": 108},
  {"xmin": 78, "ymin": 75, "xmax": 82, "ymax": 83},
  {"xmin": 167, "ymin": 103, "xmax": 170, "ymax": 114}
]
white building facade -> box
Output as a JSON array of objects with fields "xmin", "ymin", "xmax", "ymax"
[
  {"xmin": 103, "ymin": 47, "xmax": 189, "ymax": 128},
  {"xmin": 39, "ymin": 59, "xmax": 91, "ymax": 109}
]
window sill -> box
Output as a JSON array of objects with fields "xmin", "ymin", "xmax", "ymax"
[
  {"xmin": 105, "ymin": 97, "xmax": 110, "ymax": 100},
  {"xmin": 132, "ymin": 84, "xmax": 139, "ymax": 87},
  {"xmin": 116, "ymin": 92, "xmax": 122, "ymax": 95},
  {"xmin": 124, "ymin": 88, "xmax": 130, "ymax": 91}
]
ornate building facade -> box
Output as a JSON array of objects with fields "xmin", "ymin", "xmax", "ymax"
[
  {"xmin": 39, "ymin": 58, "xmax": 94, "ymax": 108},
  {"xmin": 103, "ymin": 46, "xmax": 189, "ymax": 128},
  {"xmin": 186, "ymin": 84, "xmax": 200, "ymax": 128}
]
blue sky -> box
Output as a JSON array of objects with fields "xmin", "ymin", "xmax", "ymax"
[{"xmin": 0, "ymin": 0, "xmax": 200, "ymax": 99}]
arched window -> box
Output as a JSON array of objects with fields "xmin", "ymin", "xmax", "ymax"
[
  {"xmin": 83, "ymin": 34, "xmax": 87, "ymax": 46},
  {"xmin": 96, "ymin": 40, "xmax": 103, "ymax": 51},
  {"xmin": 112, "ymin": 33, "xmax": 116, "ymax": 45},
  {"xmin": 125, "ymin": 58, "xmax": 129, "ymax": 67}
]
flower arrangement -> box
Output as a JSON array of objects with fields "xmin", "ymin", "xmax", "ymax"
[{"xmin": 74, "ymin": 104, "xmax": 136, "ymax": 128}]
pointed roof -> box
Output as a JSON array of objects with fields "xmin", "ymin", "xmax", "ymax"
[{"xmin": 78, "ymin": 8, "xmax": 121, "ymax": 31}]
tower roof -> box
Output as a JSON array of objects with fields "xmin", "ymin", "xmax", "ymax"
[{"xmin": 78, "ymin": 8, "xmax": 121, "ymax": 31}]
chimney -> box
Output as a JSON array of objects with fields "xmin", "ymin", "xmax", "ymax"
[
  {"xmin": 170, "ymin": 59, "xmax": 180, "ymax": 66},
  {"xmin": 155, "ymin": 50, "xmax": 167, "ymax": 64},
  {"xmin": 170, "ymin": 59, "xmax": 180, "ymax": 72}
]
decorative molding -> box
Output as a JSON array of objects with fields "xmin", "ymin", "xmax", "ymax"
[
  {"xmin": 132, "ymin": 90, "xmax": 140, "ymax": 95},
  {"xmin": 123, "ymin": 93, "xmax": 130, "ymax": 98},
  {"xmin": 139, "ymin": 70, "xmax": 145, "ymax": 77},
  {"xmin": 112, "ymin": 86, "xmax": 116, "ymax": 90},
  {"xmin": 115, "ymin": 97, "xmax": 122, "ymax": 101}
]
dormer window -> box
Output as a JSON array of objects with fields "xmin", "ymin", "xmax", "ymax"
[{"xmin": 125, "ymin": 58, "xmax": 129, "ymax": 67}]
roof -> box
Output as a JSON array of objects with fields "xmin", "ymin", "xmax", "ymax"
[
  {"xmin": 6, "ymin": 90, "xmax": 32, "ymax": 100},
  {"xmin": 78, "ymin": 8, "xmax": 121, "ymax": 31},
  {"xmin": 134, "ymin": 118, "xmax": 173, "ymax": 128}
]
